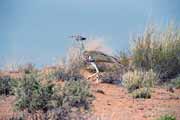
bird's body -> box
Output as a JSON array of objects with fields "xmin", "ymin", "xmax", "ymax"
[
  {"xmin": 83, "ymin": 50, "xmax": 119, "ymax": 63},
  {"xmin": 70, "ymin": 35, "xmax": 122, "ymax": 83}
]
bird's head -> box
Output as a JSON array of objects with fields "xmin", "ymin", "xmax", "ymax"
[{"xmin": 69, "ymin": 35, "xmax": 87, "ymax": 41}]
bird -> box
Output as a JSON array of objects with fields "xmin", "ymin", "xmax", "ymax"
[
  {"xmin": 83, "ymin": 50, "xmax": 122, "ymax": 64},
  {"xmin": 70, "ymin": 35, "xmax": 123, "ymax": 83}
]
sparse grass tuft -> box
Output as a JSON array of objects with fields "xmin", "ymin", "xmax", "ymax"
[
  {"xmin": 0, "ymin": 75, "xmax": 15, "ymax": 96},
  {"xmin": 122, "ymin": 69, "xmax": 157, "ymax": 93},
  {"xmin": 132, "ymin": 87, "xmax": 151, "ymax": 99},
  {"xmin": 62, "ymin": 79, "xmax": 93, "ymax": 109},
  {"xmin": 171, "ymin": 75, "xmax": 180, "ymax": 89}
]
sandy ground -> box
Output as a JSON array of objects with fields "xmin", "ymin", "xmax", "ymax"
[{"xmin": 90, "ymin": 83, "xmax": 180, "ymax": 120}]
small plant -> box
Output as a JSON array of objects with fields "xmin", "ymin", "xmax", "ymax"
[
  {"xmin": 14, "ymin": 72, "xmax": 56, "ymax": 113},
  {"xmin": 62, "ymin": 79, "xmax": 93, "ymax": 109},
  {"xmin": 132, "ymin": 87, "xmax": 151, "ymax": 99},
  {"xmin": 156, "ymin": 114, "xmax": 176, "ymax": 120},
  {"xmin": 44, "ymin": 107, "xmax": 70, "ymax": 120},
  {"xmin": 171, "ymin": 75, "xmax": 180, "ymax": 89},
  {"xmin": 0, "ymin": 75, "xmax": 14, "ymax": 95},
  {"xmin": 116, "ymin": 51, "xmax": 130, "ymax": 69},
  {"xmin": 122, "ymin": 69, "xmax": 157, "ymax": 92}
]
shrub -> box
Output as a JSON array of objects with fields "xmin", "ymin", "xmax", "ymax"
[
  {"xmin": 0, "ymin": 75, "xmax": 14, "ymax": 95},
  {"xmin": 14, "ymin": 71, "xmax": 93, "ymax": 120},
  {"xmin": 44, "ymin": 107, "xmax": 70, "ymax": 120},
  {"xmin": 62, "ymin": 80, "xmax": 93, "ymax": 109},
  {"xmin": 100, "ymin": 70, "xmax": 123, "ymax": 83},
  {"xmin": 8, "ymin": 115, "xmax": 24, "ymax": 120},
  {"xmin": 131, "ymin": 23, "xmax": 180, "ymax": 79},
  {"xmin": 132, "ymin": 87, "xmax": 151, "ymax": 99},
  {"xmin": 14, "ymin": 72, "xmax": 56, "ymax": 113},
  {"xmin": 122, "ymin": 69, "xmax": 157, "ymax": 92},
  {"xmin": 171, "ymin": 75, "xmax": 180, "ymax": 89},
  {"xmin": 156, "ymin": 114, "xmax": 176, "ymax": 120},
  {"xmin": 116, "ymin": 51, "xmax": 130, "ymax": 69}
]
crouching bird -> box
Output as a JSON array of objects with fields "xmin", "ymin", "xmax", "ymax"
[
  {"xmin": 70, "ymin": 35, "xmax": 123, "ymax": 83},
  {"xmin": 83, "ymin": 50, "xmax": 123, "ymax": 83}
]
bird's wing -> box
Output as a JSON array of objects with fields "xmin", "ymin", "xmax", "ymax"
[{"xmin": 83, "ymin": 51, "xmax": 118, "ymax": 63}]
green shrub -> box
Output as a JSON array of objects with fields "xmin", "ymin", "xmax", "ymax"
[
  {"xmin": 44, "ymin": 107, "xmax": 70, "ymax": 120},
  {"xmin": 0, "ymin": 75, "xmax": 14, "ymax": 95},
  {"xmin": 14, "ymin": 71, "xmax": 93, "ymax": 119},
  {"xmin": 131, "ymin": 23, "xmax": 180, "ymax": 79},
  {"xmin": 14, "ymin": 72, "xmax": 56, "ymax": 113},
  {"xmin": 122, "ymin": 69, "xmax": 157, "ymax": 92},
  {"xmin": 156, "ymin": 114, "xmax": 176, "ymax": 120},
  {"xmin": 62, "ymin": 80, "xmax": 93, "ymax": 109},
  {"xmin": 116, "ymin": 51, "xmax": 130, "ymax": 69},
  {"xmin": 171, "ymin": 75, "xmax": 180, "ymax": 89},
  {"xmin": 132, "ymin": 88, "xmax": 151, "ymax": 99}
]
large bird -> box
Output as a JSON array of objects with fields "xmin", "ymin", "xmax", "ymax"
[{"xmin": 70, "ymin": 35, "xmax": 123, "ymax": 83}]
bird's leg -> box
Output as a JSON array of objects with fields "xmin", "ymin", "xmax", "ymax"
[{"xmin": 88, "ymin": 62, "xmax": 100, "ymax": 83}]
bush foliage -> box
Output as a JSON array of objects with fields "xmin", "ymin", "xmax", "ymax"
[
  {"xmin": 0, "ymin": 75, "xmax": 14, "ymax": 95},
  {"xmin": 131, "ymin": 23, "xmax": 180, "ymax": 79},
  {"xmin": 171, "ymin": 75, "xmax": 180, "ymax": 89},
  {"xmin": 122, "ymin": 69, "xmax": 157, "ymax": 92},
  {"xmin": 14, "ymin": 72, "xmax": 56, "ymax": 113},
  {"xmin": 62, "ymin": 80, "xmax": 93, "ymax": 109},
  {"xmin": 132, "ymin": 87, "xmax": 151, "ymax": 99},
  {"xmin": 13, "ymin": 70, "xmax": 93, "ymax": 120},
  {"xmin": 157, "ymin": 114, "xmax": 176, "ymax": 120}
]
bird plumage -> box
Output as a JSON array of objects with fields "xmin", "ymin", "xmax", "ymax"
[{"xmin": 83, "ymin": 50, "xmax": 120, "ymax": 64}]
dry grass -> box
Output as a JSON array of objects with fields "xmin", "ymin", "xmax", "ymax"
[
  {"xmin": 131, "ymin": 22, "xmax": 180, "ymax": 79},
  {"xmin": 122, "ymin": 69, "xmax": 157, "ymax": 93}
]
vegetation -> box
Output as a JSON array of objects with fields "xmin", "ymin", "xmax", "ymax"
[
  {"xmin": 131, "ymin": 23, "xmax": 180, "ymax": 80},
  {"xmin": 62, "ymin": 80, "xmax": 93, "ymax": 109},
  {"xmin": 14, "ymin": 72, "xmax": 56, "ymax": 113},
  {"xmin": 156, "ymin": 114, "xmax": 176, "ymax": 120},
  {"xmin": 132, "ymin": 87, "xmax": 151, "ymax": 99},
  {"xmin": 171, "ymin": 75, "xmax": 180, "ymax": 89},
  {"xmin": 122, "ymin": 69, "xmax": 157, "ymax": 93},
  {"xmin": 0, "ymin": 75, "xmax": 14, "ymax": 95},
  {"xmin": 12, "ymin": 69, "xmax": 93, "ymax": 119}
]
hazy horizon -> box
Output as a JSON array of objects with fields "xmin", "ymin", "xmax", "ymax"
[{"xmin": 0, "ymin": 0, "xmax": 180, "ymax": 69}]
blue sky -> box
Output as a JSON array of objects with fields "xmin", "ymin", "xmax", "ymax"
[{"xmin": 0, "ymin": 0, "xmax": 179, "ymax": 68}]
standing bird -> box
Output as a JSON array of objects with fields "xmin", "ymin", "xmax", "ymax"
[{"xmin": 70, "ymin": 35, "xmax": 123, "ymax": 83}]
